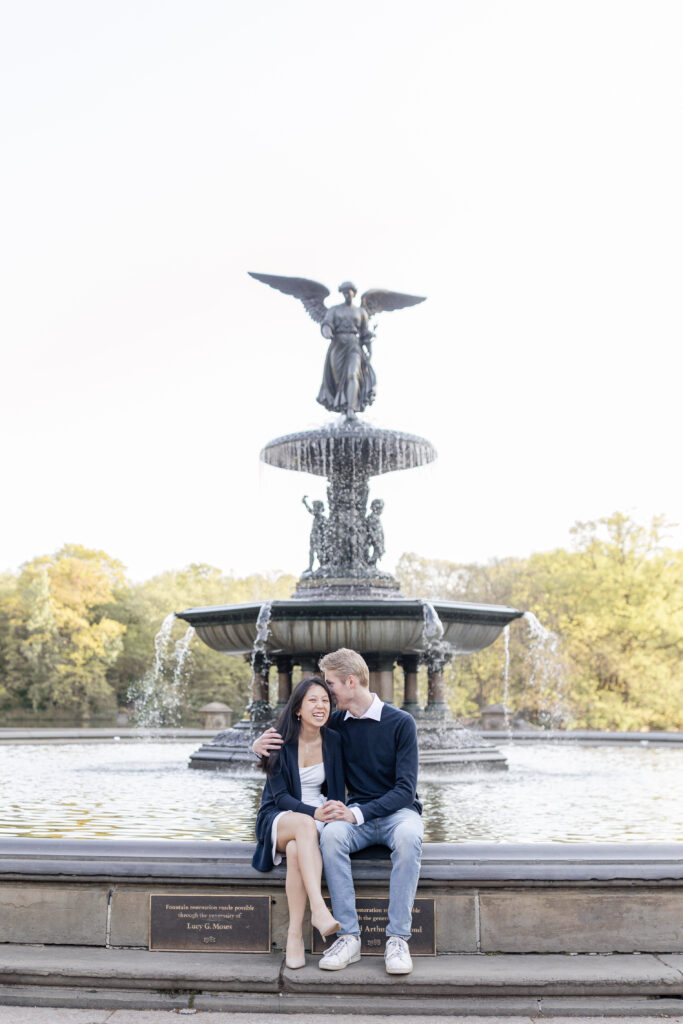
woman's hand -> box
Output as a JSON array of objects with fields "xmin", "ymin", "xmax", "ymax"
[
  {"xmin": 252, "ymin": 728, "xmax": 284, "ymax": 757},
  {"xmin": 318, "ymin": 800, "xmax": 356, "ymax": 823}
]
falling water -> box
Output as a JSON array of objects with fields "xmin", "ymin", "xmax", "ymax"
[
  {"xmin": 173, "ymin": 626, "xmax": 195, "ymax": 689},
  {"xmin": 153, "ymin": 613, "xmax": 176, "ymax": 678},
  {"xmin": 522, "ymin": 611, "xmax": 569, "ymax": 728},
  {"xmin": 251, "ymin": 600, "xmax": 272, "ymax": 671},
  {"xmin": 524, "ymin": 610, "xmax": 558, "ymax": 650},
  {"xmin": 128, "ymin": 615, "xmax": 195, "ymax": 729},
  {"xmin": 501, "ymin": 623, "xmax": 511, "ymax": 732},
  {"xmin": 261, "ymin": 422, "xmax": 437, "ymax": 477},
  {"xmin": 420, "ymin": 599, "xmax": 453, "ymax": 671},
  {"xmin": 246, "ymin": 601, "xmax": 274, "ymax": 726},
  {"xmin": 421, "ymin": 599, "xmax": 445, "ymax": 643}
]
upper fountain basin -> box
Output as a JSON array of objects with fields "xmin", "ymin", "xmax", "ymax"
[
  {"xmin": 176, "ymin": 599, "xmax": 523, "ymax": 657},
  {"xmin": 260, "ymin": 420, "xmax": 437, "ymax": 478}
]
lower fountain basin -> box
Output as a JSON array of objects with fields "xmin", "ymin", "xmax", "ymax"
[
  {"xmin": 176, "ymin": 598, "xmax": 523, "ymax": 657},
  {"xmin": 178, "ymin": 598, "xmax": 524, "ymax": 773}
]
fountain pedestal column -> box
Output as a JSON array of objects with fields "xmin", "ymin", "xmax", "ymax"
[
  {"xmin": 248, "ymin": 652, "xmax": 272, "ymax": 723},
  {"xmin": 400, "ymin": 655, "xmax": 420, "ymax": 716},
  {"xmin": 368, "ymin": 655, "xmax": 396, "ymax": 705},
  {"xmin": 425, "ymin": 660, "xmax": 448, "ymax": 720},
  {"xmin": 275, "ymin": 656, "xmax": 293, "ymax": 712}
]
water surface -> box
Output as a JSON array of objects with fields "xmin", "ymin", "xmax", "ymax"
[{"xmin": 1, "ymin": 741, "xmax": 681, "ymax": 843}]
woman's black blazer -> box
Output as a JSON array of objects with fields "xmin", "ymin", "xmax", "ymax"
[{"xmin": 251, "ymin": 728, "xmax": 345, "ymax": 872}]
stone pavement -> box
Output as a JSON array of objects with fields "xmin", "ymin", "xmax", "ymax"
[
  {"xmin": 0, "ymin": 947, "xmax": 682, "ymax": 1018},
  {"xmin": 0, "ymin": 1013, "xmax": 682, "ymax": 1024}
]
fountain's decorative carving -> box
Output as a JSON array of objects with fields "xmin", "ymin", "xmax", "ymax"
[
  {"xmin": 365, "ymin": 499, "xmax": 385, "ymax": 568},
  {"xmin": 263, "ymin": 419, "xmax": 436, "ymax": 599},
  {"xmin": 302, "ymin": 496, "xmax": 329, "ymax": 573},
  {"xmin": 180, "ymin": 272, "xmax": 524, "ymax": 770}
]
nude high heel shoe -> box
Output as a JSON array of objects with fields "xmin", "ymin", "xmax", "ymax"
[
  {"xmin": 285, "ymin": 933, "xmax": 306, "ymax": 969},
  {"xmin": 311, "ymin": 907, "xmax": 341, "ymax": 939}
]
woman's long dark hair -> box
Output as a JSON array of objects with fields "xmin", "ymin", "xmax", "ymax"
[{"xmin": 259, "ymin": 675, "xmax": 333, "ymax": 776}]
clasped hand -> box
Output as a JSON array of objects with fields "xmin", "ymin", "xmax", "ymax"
[
  {"xmin": 314, "ymin": 800, "xmax": 355, "ymax": 823},
  {"xmin": 252, "ymin": 730, "xmax": 356, "ymax": 823}
]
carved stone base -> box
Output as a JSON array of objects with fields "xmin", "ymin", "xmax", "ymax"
[
  {"xmin": 188, "ymin": 715, "xmax": 275, "ymax": 770},
  {"xmin": 294, "ymin": 575, "xmax": 402, "ymax": 600},
  {"xmin": 414, "ymin": 717, "xmax": 508, "ymax": 771},
  {"xmin": 189, "ymin": 711, "xmax": 506, "ymax": 772}
]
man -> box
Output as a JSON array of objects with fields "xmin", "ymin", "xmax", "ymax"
[{"xmin": 253, "ymin": 647, "xmax": 423, "ymax": 975}]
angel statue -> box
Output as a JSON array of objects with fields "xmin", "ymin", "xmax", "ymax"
[{"xmin": 248, "ymin": 273, "xmax": 426, "ymax": 419}]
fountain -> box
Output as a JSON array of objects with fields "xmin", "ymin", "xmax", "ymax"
[
  {"xmin": 2, "ymin": 281, "xmax": 681, "ymax": 1017},
  {"xmin": 178, "ymin": 273, "xmax": 523, "ymax": 769}
]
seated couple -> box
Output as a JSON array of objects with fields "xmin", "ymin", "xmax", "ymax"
[{"xmin": 252, "ymin": 647, "xmax": 423, "ymax": 974}]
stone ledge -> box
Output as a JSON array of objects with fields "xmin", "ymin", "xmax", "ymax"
[
  {"xmin": 1, "ymin": 838, "xmax": 682, "ymax": 885},
  {"xmin": 0, "ymin": 728, "xmax": 214, "ymax": 744},
  {"xmin": 0, "ymin": 945, "xmax": 281, "ymax": 992},
  {"xmin": 478, "ymin": 729, "xmax": 683, "ymax": 744},
  {"xmin": 2, "ymin": 841, "xmax": 682, "ymax": 957},
  {"xmin": 0, "ymin": 946, "xmax": 682, "ymax": 991},
  {"xmin": 2, "ymin": 986, "xmax": 683, "ymax": 1017}
]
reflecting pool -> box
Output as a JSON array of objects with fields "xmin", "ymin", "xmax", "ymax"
[{"xmin": 1, "ymin": 741, "xmax": 682, "ymax": 843}]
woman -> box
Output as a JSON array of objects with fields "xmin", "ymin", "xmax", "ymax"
[{"xmin": 252, "ymin": 676, "xmax": 344, "ymax": 968}]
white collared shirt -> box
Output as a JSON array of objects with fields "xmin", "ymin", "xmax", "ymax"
[
  {"xmin": 343, "ymin": 692, "xmax": 383, "ymax": 722},
  {"xmin": 343, "ymin": 693, "xmax": 383, "ymax": 824}
]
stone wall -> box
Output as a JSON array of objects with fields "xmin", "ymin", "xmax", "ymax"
[{"xmin": 0, "ymin": 839, "xmax": 681, "ymax": 954}]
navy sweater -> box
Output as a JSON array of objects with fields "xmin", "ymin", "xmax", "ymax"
[{"xmin": 328, "ymin": 703, "xmax": 422, "ymax": 822}]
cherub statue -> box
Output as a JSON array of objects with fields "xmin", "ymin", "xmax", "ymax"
[
  {"xmin": 365, "ymin": 498, "xmax": 386, "ymax": 567},
  {"xmin": 248, "ymin": 273, "xmax": 426, "ymax": 419},
  {"xmin": 302, "ymin": 495, "xmax": 328, "ymax": 572}
]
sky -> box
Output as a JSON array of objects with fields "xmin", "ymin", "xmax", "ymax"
[{"xmin": 2, "ymin": 0, "xmax": 681, "ymax": 582}]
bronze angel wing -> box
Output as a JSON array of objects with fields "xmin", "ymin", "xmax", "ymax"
[
  {"xmin": 360, "ymin": 289, "xmax": 426, "ymax": 319},
  {"xmin": 248, "ymin": 272, "xmax": 330, "ymax": 324}
]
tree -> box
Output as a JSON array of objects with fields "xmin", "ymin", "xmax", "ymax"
[
  {"xmin": 109, "ymin": 564, "xmax": 298, "ymax": 723},
  {"xmin": 553, "ymin": 513, "xmax": 683, "ymax": 729},
  {"xmin": 397, "ymin": 513, "xmax": 683, "ymax": 730},
  {"xmin": 0, "ymin": 572, "xmax": 16, "ymax": 707},
  {"xmin": 3, "ymin": 546, "xmax": 126, "ymax": 717}
]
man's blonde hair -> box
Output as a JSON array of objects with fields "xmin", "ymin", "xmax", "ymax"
[{"xmin": 319, "ymin": 648, "xmax": 370, "ymax": 687}]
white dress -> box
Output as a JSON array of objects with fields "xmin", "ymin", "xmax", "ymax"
[{"xmin": 270, "ymin": 761, "xmax": 326, "ymax": 866}]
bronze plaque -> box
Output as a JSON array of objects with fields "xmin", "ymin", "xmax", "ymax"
[
  {"xmin": 149, "ymin": 894, "xmax": 270, "ymax": 953},
  {"xmin": 311, "ymin": 897, "xmax": 435, "ymax": 955}
]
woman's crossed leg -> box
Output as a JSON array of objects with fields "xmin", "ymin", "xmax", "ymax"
[{"xmin": 276, "ymin": 812, "xmax": 339, "ymax": 967}]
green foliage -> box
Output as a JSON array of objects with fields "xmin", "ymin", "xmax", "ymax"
[
  {"xmin": 397, "ymin": 513, "xmax": 683, "ymax": 730},
  {"xmin": 0, "ymin": 547, "xmax": 297, "ymax": 723},
  {"xmin": 0, "ymin": 572, "xmax": 18, "ymax": 707},
  {"xmin": 1, "ymin": 546, "xmax": 126, "ymax": 716},
  {"xmin": 1, "ymin": 514, "xmax": 680, "ymax": 731},
  {"xmin": 109, "ymin": 564, "xmax": 297, "ymax": 722}
]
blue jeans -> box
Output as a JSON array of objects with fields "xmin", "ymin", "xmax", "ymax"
[{"xmin": 319, "ymin": 808, "xmax": 424, "ymax": 940}]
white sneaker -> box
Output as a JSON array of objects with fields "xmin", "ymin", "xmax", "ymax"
[
  {"xmin": 318, "ymin": 933, "xmax": 361, "ymax": 970},
  {"xmin": 384, "ymin": 935, "xmax": 413, "ymax": 974}
]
